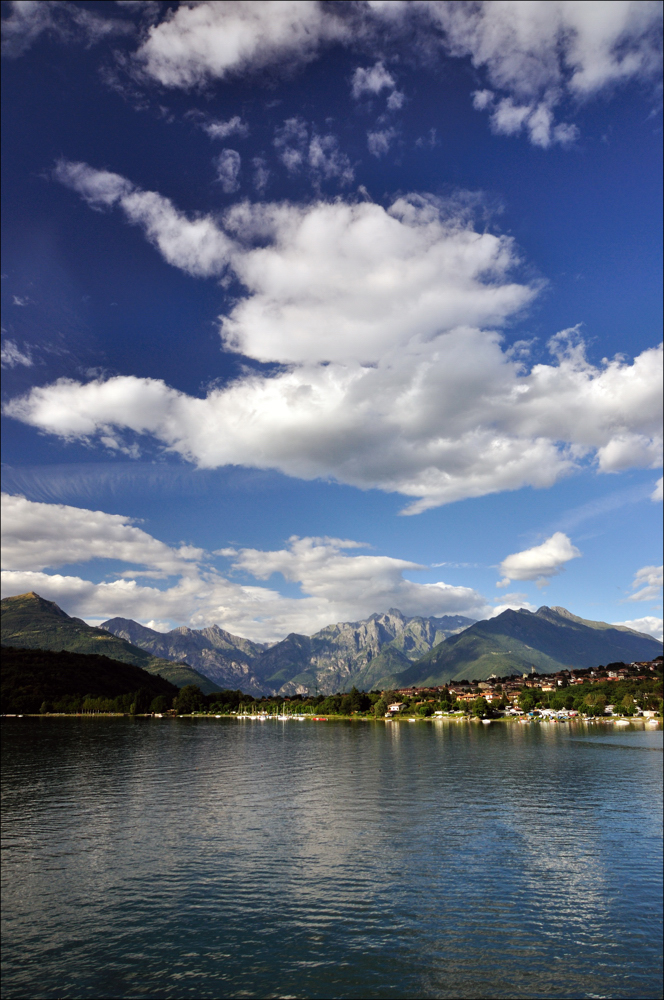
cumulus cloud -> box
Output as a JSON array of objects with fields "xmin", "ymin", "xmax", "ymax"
[
  {"xmin": 214, "ymin": 148, "xmax": 241, "ymax": 193},
  {"xmin": 625, "ymin": 564, "xmax": 663, "ymax": 603},
  {"xmin": 0, "ymin": 494, "xmax": 487, "ymax": 638},
  {"xmin": 227, "ymin": 535, "xmax": 485, "ymax": 620},
  {"xmin": 132, "ymin": 0, "xmax": 348, "ymax": 88},
  {"xmin": 1, "ymin": 493, "xmax": 203, "ymax": 577},
  {"xmin": 423, "ymin": 0, "xmax": 663, "ymax": 145},
  {"xmin": 53, "ymin": 159, "xmax": 234, "ymax": 277},
  {"xmin": 4, "ymin": 2, "xmax": 660, "ymax": 152},
  {"xmin": 7, "ymin": 163, "xmax": 662, "ymax": 512},
  {"xmin": 497, "ymin": 532, "xmax": 581, "ymax": 588},
  {"xmin": 611, "ymin": 616, "xmax": 663, "ymax": 642},
  {"xmin": 1, "ymin": 339, "xmax": 33, "ymax": 368},
  {"xmin": 651, "ymin": 477, "xmax": 663, "ymax": 502},
  {"xmin": 273, "ymin": 118, "xmax": 354, "ymax": 187}
]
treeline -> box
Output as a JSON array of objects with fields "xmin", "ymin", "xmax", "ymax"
[
  {"xmin": 173, "ymin": 673, "xmax": 663, "ymax": 719},
  {"xmin": 1, "ymin": 646, "xmax": 176, "ymax": 714},
  {"xmin": 3, "ymin": 645, "xmax": 661, "ymax": 719},
  {"xmin": 175, "ymin": 685, "xmax": 477, "ymax": 716}
]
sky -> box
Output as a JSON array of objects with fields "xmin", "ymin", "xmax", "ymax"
[{"xmin": 1, "ymin": 0, "xmax": 662, "ymax": 643}]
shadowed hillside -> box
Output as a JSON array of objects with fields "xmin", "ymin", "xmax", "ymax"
[
  {"xmin": 1, "ymin": 593, "xmax": 221, "ymax": 694},
  {"xmin": 1, "ymin": 645, "xmax": 177, "ymax": 714}
]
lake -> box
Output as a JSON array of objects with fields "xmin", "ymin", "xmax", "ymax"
[{"xmin": 1, "ymin": 717, "xmax": 662, "ymax": 999}]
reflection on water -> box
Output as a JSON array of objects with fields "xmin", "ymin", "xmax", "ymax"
[{"xmin": 1, "ymin": 719, "xmax": 662, "ymax": 999}]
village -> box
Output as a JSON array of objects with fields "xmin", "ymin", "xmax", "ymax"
[{"xmin": 380, "ymin": 659, "xmax": 663, "ymax": 721}]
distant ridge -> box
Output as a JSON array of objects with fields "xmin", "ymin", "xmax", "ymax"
[{"xmin": 0, "ymin": 593, "xmax": 221, "ymax": 694}]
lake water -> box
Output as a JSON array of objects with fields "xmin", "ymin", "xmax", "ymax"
[{"xmin": 1, "ymin": 717, "xmax": 662, "ymax": 1000}]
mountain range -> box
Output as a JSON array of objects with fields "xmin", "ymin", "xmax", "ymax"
[
  {"xmin": 2, "ymin": 593, "xmax": 660, "ymax": 697},
  {"xmin": 101, "ymin": 609, "xmax": 475, "ymax": 694},
  {"xmin": 102, "ymin": 603, "xmax": 661, "ymax": 693}
]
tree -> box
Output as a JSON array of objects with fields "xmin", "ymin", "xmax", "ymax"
[
  {"xmin": 174, "ymin": 685, "xmax": 204, "ymax": 714},
  {"xmin": 621, "ymin": 694, "xmax": 636, "ymax": 716},
  {"xmin": 150, "ymin": 694, "xmax": 171, "ymax": 713},
  {"xmin": 472, "ymin": 697, "xmax": 489, "ymax": 718},
  {"xmin": 374, "ymin": 698, "xmax": 388, "ymax": 716}
]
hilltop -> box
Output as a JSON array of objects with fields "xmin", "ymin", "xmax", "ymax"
[
  {"xmin": 0, "ymin": 593, "xmax": 221, "ymax": 694},
  {"xmin": 403, "ymin": 606, "xmax": 663, "ymax": 684}
]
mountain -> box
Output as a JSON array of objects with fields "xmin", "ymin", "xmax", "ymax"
[
  {"xmin": 1, "ymin": 646, "xmax": 177, "ymax": 714},
  {"xmin": 1, "ymin": 593, "xmax": 221, "ymax": 694},
  {"xmin": 100, "ymin": 617, "xmax": 267, "ymax": 693},
  {"xmin": 402, "ymin": 606, "xmax": 663, "ymax": 685},
  {"xmin": 102, "ymin": 607, "xmax": 476, "ymax": 695}
]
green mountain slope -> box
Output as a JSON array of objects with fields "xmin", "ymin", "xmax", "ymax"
[
  {"xmin": 1, "ymin": 646, "xmax": 177, "ymax": 714},
  {"xmin": 1, "ymin": 593, "xmax": 221, "ymax": 694},
  {"xmin": 403, "ymin": 606, "xmax": 663, "ymax": 684}
]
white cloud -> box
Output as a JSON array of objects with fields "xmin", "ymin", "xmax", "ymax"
[
  {"xmin": 1, "ymin": 493, "xmax": 202, "ymax": 576},
  {"xmin": 611, "ymin": 616, "xmax": 663, "ymax": 642},
  {"xmin": 650, "ymin": 477, "xmax": 662, "ymax": 501},
  {"xmin": 1, "ymin": 0, "xmax": 133, "ymax": 58},
  {"xmin": 203, "ymin": 115, "xmax": 249, "ymax": 140},
  {"xmin": 497, "ymin": 532, "xmax": 581, "ymax": 588},
  {"xmin": 0, "ymin": 495, "xmax": 487, "ymax": 639},
  {"xmin": 133, "ymin": 0, "xmax": 348, "ymax": 88},
  {"xmin": 487, "ymin": 96, "xmax": 578, "ymax": 148},
  {"xmin": 1, "ymin": 339, "xmax": 33, "ymax": 368},
  {"xmin": 273, "ymin": 119, "xmax": 354, "ymax": 186},
  {"xmin": 8, "ymin": 164, "xmax": 663, "ymax": 513},
  {"xmin": 625, "ymin": 564, "xmax": 663, "ymax": 603},
  {"xmin": 252, "ymin": 156, "xmax": 270, "ymax": 195},
  {"xmin": 352, "ymin": 60, "xmax": 396, "ymax": 98},
  {"xmin": 367, "ymin": 127, "xmax": 397, "ymax": 157},
  {"xmin": 351, "ymin": 60, "xmax": 405, "ymax": 110},
  {"xmin": 227, "ymin": 535, "xmax": 486, "ymax": 620},
  {"xmin": 53, "ymin": 159, "xmax": 234, "ymax": 277},
  {"xmin": 5, "ymin": 2, "xmax": 660, "ymax": 155},
  {"xmin": 490, "ymin": 592, "xmax": 538, "ymax": 616},
  {"xmin": 410, "ymin": 0, "xmax": 663, "ymax": 145},
  {"xmin": 215, "ymin": 148, "xmax": 241, "ymax": 193}
]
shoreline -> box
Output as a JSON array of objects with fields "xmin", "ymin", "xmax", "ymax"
[{"xmin": 3, "ymin": 712, "xmax": 660, "ymax": 725}]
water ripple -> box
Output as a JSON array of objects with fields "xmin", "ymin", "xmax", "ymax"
[{"xmin": 1, "ymin": 718, "xmax": 662, "ymax": 999}]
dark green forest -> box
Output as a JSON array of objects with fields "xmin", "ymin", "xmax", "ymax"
[{"xmin": 1, "ymin": 646, "xmax": 177, "ymax": 714}]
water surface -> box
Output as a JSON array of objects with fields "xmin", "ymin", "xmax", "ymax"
[{"xmin": 2, "ymin": 718, "xmax": 662, "ymax": 999}]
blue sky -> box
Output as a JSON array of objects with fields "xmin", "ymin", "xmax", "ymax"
[{"xmin": 1, "ymin": 0, "xmax": 662, "ymax": 642}]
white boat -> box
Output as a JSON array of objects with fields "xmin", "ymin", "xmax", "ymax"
[
  {"xmin": 482, "ymin": 719, "xmax": 492, "ymax": 724},
  {"xmin": 615, "ymin": 719, "xmax": 630, "ymax": 726}
]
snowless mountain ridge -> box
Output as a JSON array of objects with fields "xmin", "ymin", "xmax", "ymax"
[
  {"xmin": 101, "ymin": 608, "xmax": 476, "ymax": 695},
  {"xmin": 100, "ymin": 605, "xmax": 662, "ymax": 696}
]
